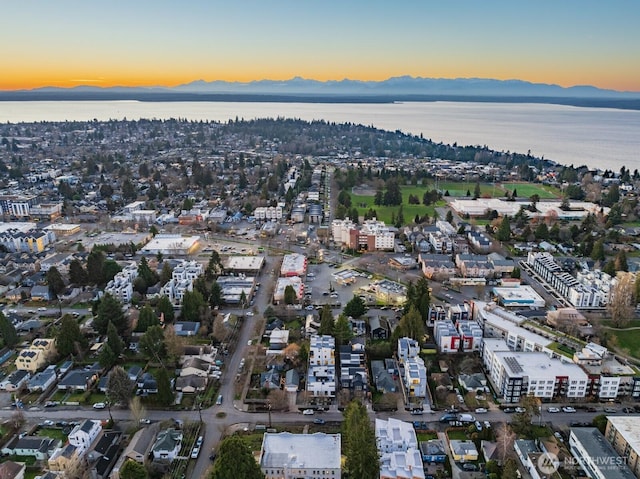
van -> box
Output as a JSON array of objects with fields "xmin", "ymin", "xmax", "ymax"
[{"xmin": 216, "ymin": 395, "xmax": 223, "ymax": 405}]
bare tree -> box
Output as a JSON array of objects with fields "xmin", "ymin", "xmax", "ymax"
[
  {"xmin": 608, "ymin": 272, "xmax": 636, "ymax": 327},
  {"xmin": 494, "ymin": 422, "xmax": 517, "ymax": 464},
  {"xmin": 8, "ymin": 410, "xmax": 26, "ymax": 432},
  {"xmin": 129, "ymin": 396, "xmax": 147, "ymax": 424},
  {"xmin": 164, "ymin": 324, "xmax": 185, "ymax": 364},
  {"xmin": 267, "ymin": 388, "xmax": 288, "ymax": 411}
]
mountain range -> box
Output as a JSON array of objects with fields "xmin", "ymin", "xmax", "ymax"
[{"xmin": 2, "ymin": 77, "xmax": 640, "ymax": 108}]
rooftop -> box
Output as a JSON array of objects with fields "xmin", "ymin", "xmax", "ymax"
[{"xmin": 260, "ymin": 432, "xmax": 341, "ymax": 470}]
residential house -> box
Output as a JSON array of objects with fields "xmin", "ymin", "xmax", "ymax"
[
  {"xmin": 449, "ymin": 440, "xmax": 478, "ymax": 462},
  {"xmin": 152, "ymin": 428, "xmax": 183, "ymax": 461},
  {"xmin": 458, "ymin": 373, "xmax": 487, "ymax": 394},
  {"xmin": 369, "ymin": 316, "xmax": 388, "ymax": 340},
  {"xmin": 376, "ymin": 418, "xmax": 425, "ymax": 479},
  {"xmin": 15, "ymin": 338, "xmax": 56, "ymax": 372},
  {"xmin": 30, "ymin": 285, "xmax": 52, "ymax": 301},
  {"xmin": 0, "ymin": 461, "xmax": 25, "ymax": 479},
  {"xmin": 136, "ymin": 372, "xmax": 158, "ymax": 395},
  {"xmin": 339, "ymin": 339, "xmax": 368, "ymax": 394},
  {"xmin": 420, "ymin": 439, "xmax": 447, "ymax": 464},
  {"xmin": 111, "ymin": 425, "xmax": 159, "ymax": 478},
  {"xmin": 57, "ymin": 368, "xmax": 98, "ymax": 392},
  {"xmin": 86, "ymin": 431, "xmax": 121, "ymax": 479},
  {"xmin": 173, "ymin": 321, "xmax": 200, "ymax": 336},
  {"xmin": 180, "ymin": 357, "xmax": 209, "ymax": 377},
  {"xmin": 127, "ymin": 365, "xmax": 143, "ymax": 382},
  {"xmin": 27, "ymin": 365, "xmax": 57, "ymax": 392},
  {"xmin": 48, "ymin": 444, "xmax": 80, "ymax": 473},
  {"xmin": 68, "ymin": 419, "xmax": 102, "ymax": 454},
  {"xmin": 260, "ymin": 368, "xmax": 281, "ymax": 390},
  {"xmin": 175, "ymin": 375, "xmax": 207, "ymax": 394},
  {"xmin": 371, "ymin": 360, "xmax": 397, "ymax": 394},
  {"xmin": 0, "ymin": 370, "xmax": 30, "ymax": 392},
  {"xmin": 268, "ymin": 328, "xmax": 289, "ymax": 352},
  {"xmin": 284, "ymin": 369, "xmax": 300, "ymax": 393},
  {"xmin": 1, "ymin": 435, "xmax": 61, "ymax": 460}
]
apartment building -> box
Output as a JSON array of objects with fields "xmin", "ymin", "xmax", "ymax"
[{"xmin": 307, "ymin": 335, "xmax": 336, "ymax": 399}]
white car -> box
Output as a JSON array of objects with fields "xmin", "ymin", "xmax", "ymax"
[
  {"xmin": 515, "ymin": 407, "xmax": 526, "ymax": 413},
  {"xmin": 246, "ymin": 311, "xmax": 254, "ymax": 316},
  {"xmin": 38, "ymin": 307, "xmax": 47, "ymax": 312},
  {"xmin": 302, "ymin": 409, "xmax": 315, "ymax": 415},
  {"xmin": 547, "ymin": 407, "xmax": 561, "ymax": 413},
  {"xmin": 562, "ymin": 406, "xmax": 577, "ymax": 413},
  {"xmin": 191, "ymin": 447, "xmax": 200, "ymax": 459},
  {"xmin": 475, "ymin": 407, "xmax": 488, "ymax": 414},
  {"xmin": 92, "ymin": 402, "xmax": 106, "ymax": 409}
]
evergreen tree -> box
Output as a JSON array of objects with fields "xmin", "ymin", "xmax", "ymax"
[
  {"xmin": 159, "ymin": 262, "xmax": 173, "ymax": 285},
  {"xmin": 473, "ymin": 181, "xmax": 481, "ymax": 199},
  {"xmin": 180, "ymin": 289, "xmax": 206, "ymax": 322},
  {"xmin": 69, "ymin": 259, "xmax": 88, "ymax": 286},
  {"xmin": 46, "ymin": 266, "xmax": 65, "ymax": 299},
  {"xmin": 156, "ymin": 368, "xmax": 174, "ymax": 406},
  {"xmin": 136, "ymin": 305, "xmax": 159, "ymax": 332},
  {"xmin": 343, "ymin": 400, "xmax": 379, "ymax": 479},
  {"xmin": 56, "ymin": 315, "xmax": 87, "ymax": 357},
  {"xmin": 87, "ymin": 249, "xmax": 105, "ymax": 286},
  {"xmin": 0, "ymin": 312, "xmax": 18, "ymax": 348},
  {"xmin": 591, "ymin": 238, "xmax": 606, "ymax": 262},
  {"xmin": 333, "ymin": 314, "xmax": 353, "ymax": 346},
  {"xmin": 139, "ymin": 325, "xmax": 166, "ymax": 364},
  {"xmin": 283, "ymin": 285, "xmax": 297, "ymax": 305},
  {"xmin": 119, "ymin": 459, "xmax": 148, "ymax": 479},
  {"xmin": 210, "ymin": 436, "xmax": 265, "ymax": 479},
  {"xmin": 496, "ymin": 216, "xmax": 511, "ymax": 242},
  {"xmin": 106, "ymin": 365, "xmax": 133, "ymax": 407},
  {"xmin": 344, "ymin": 295, "xmax": 366, "ymax": 318},
  {"xmin": 156, "ymin": 295, "xmax": 175, "ymax": 323},
  {"xmin": 94, "ymin": 293, "xmax": 127, "ymax": 335},
  {"xmin": 209, "ymin": 281, "xmax": 223, "ymax": 308},
  {"xmin": 106, "ymin": 321, "xmax": 124, "ymax": 357},
  {"xmin": 398, "ymin": 306, "xmax": 424, "ymax": 340},
  {"xmin": 318, "ymin": 305, "xmax": 334, "ymax": 335}
]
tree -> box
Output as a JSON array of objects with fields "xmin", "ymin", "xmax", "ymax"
[
  {"xmin": 608, "ymin": 272, "xmax": 636, "ymax": 327},
  {"xmin": 159, "ymin": 262, "xmax": 173, "ymax": 285},
  {"xmin": 156, "ymin": 367, "xmax": 174, "ymax": 406},
  {"xmin": 156, "ymin": 295, "xmax": 175, "ymax": 323},
  {"xmin": 87, "ymin": 249, "xmax": 106, "ymax": 286},
  {"xmin": 283, "ymin": 285, "xmax": 297, "ymax": 305},
  {"xmin": 129, "ymin": 396, "xmax": 148, "ymax": 425},
  {"xmin": 136, "ymin": 305, "xmax": 159, "ymax": 332},
  {"xmin": 164, "ymin": 325, "xmax": 186, "ymax": 366},
  {"xmin": 615, "ymin": 250, "xmax": 629, "ymax": 272},
  {"xmin": 318, "ymin": 305, "xmax": 334, "ymax": 335},
  {"xmin": 209, "ymin": 281, "xmax": 223, "ymax": 308},
  {"xmin": 383, "ymin": 178, "xmax": 402, "ymax": 206},
  {"xmin": 529, "ymin": 194, "xmax": 540, "ymax": 212},
  {"xmin": 46, "ymin": 266, "xmax": 65, "ymax": 299},
  {"xmin": 344, "ymin": 295, "xmax": 366, "ymax": 318},
  {"xmin": 106, "ymin": 366, "xmax": 133, "ymax": 407},
  {"xmin": 120, "ymin": 459, "xmax": 148, "ymax": 479},
  {"xmin": 137, "ymin": 257, "xmax": 158, "ymax": 291},
  {"xmin": 511, "ymin": 266, "xmax": 521, "ymax": 279},
  {"xmin": 592, "ymin": 414, "xmax": 608, "ymax": 433},
  {"xmin": 102, "ymin": 259, "xmax": 122, "ymax": 285},
  {"xmin": 69, "ymin": 259, "xmax": 89, "ymax": 286},
  {"xmin": 496, "ymin": 216, "xmax": 511, "ymax": 242},
  {"xmin": 106, "ymin": 321, "xmax": 124, "ymax": 357},
  {"xmin": 0, "ymin": 311, "xmax": 18, "ymax": 348},
  {"xmin": 181, "ymin": 289, "xmax": 206, "ymax": 322},
  {"xmin": 94, "ymin": 293, "xmax": 127, "ymax": 335},
  {"xmin": 502, "ymin": 458, "xmax": 519, "ymax": 479},
  {"xmin": 56, "ymin": 315, "xmax": 87, "ymax": 357},
  {"xmin": 205, "ymin": 250, "xmax": 223, "ymax": 279},
  {"xmin": 473, "ymin": 181, "xmax": 481, "ymax": 199},
  {"xmin": 342, "ymin": 400, "xmax": 379, "ymax": 479},
  {"xmin": 494, "ymin": 423, "xmax": 517, "ymax": 463},
  {"xmin": 139, "ymin": 325, "xmax": 167, "ymax": 365},
  {"xmin": 445, "ymin": 210, "xmax": 454, "ymax": 224},
  {"xmin": 98, "ymin": 343, "xmax": 118, "ymax": 369},
  {"xmin": 534, "ymin": 222, "xmax": 549, "ymax": 240},
  {"xmin": 210, "ymin": 435, "xmax": 265, "ymax": 479},
  {"xmin": 398, "ymin": 306, "xmax": 424, "ymax": 340},
  {"xmin": 333, "ymin": 314, "xmax": 353, "ymax": 346},
  {"xmin": 591, "ymin": 238, "xmax": 606, "ymax": 262}
]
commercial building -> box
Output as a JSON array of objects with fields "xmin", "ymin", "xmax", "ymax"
[
  {"xmin": 140, "ymin": 234, "xmax": 200, "ymax": 255},
  {"xmin": 214, "ymin": 276, "xmax": 255, "ymax": 304},
  {"xmin": 273, "ymin": 277, "xmax": 304, "ymax": 304},
  {"xmin": 331, "ymin": 218, "xmax": 395, "ymax": 251},
  {"xmin": 224, "ymin": 255, "xmax": 265, "ymax": 274},
  {"xmin": 280, "ymin": 253, "xmax": 307, "ymax": 277},
  {"xmin": 259, "ymin": 432, "xmax": 341, "ymax": 479},
  {"xmin": 492, "ymin": 285, "xmax": 546, "ymax": 308},
  {"xmin": 371, "ymin": 279, "xmax": 407, "ymax": 305}
]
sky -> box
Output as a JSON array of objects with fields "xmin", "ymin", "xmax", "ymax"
[{"xmin": 2, "ymin": 0, "xmax": 640, "ymax": 92}]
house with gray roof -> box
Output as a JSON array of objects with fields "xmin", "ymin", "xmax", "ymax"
[
  {"xmin": 0, "ymin": 369, "xmax": 30, "ymax": 392},
  {"xmin": 68, "ymin": 419, "xmax": 102, "ymax": 454},
  {"xmin": 27, "ymin": 365, "xmax": 57, "ymax": 392},
  {"xmin": 111, "ymin": 424, "xmax": 159, "ymax": 478},
  {"xmin": 152, "ymin": 428, "xmax": 183, "ymax": 461},
  {"xmin": 1, "ymin": 435, "xmax": 61, "ymax": 460},
  {"xmin": 0, "ymin": 460, "xmax": 25, "ymax": 479},
  {"xmin": 57, "ymin": 368, "xmax": 98, "ymax": 392}
]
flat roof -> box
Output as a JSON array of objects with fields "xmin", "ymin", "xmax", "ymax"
[
  {"xmin": 260, "ymin": 432, "xmax": 341, "ymax": 469},
  {"xmin": 495, "ymin": 351, "xmax": 588, "ymax": 380},
  {"xmin": 607, "ymin": 416, "xmax": 640, "ymax": 454},
  {"xmin": 225, "ymin": 255, "xmax": 265, "ymax": 271},
  {"xmin": 493, "ymin": 285, "xmax": 545, "ymax": 305},
  {"xmin": 570, "ymin": 427, "xmax": 636, "ymax": 479}
]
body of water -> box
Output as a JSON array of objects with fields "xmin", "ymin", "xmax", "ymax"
[{"xmin": 1, "ymin": 100, "xmax": 638, "ymax": 172}]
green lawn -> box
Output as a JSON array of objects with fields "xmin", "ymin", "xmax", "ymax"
[
  {"xmin": 417, "ymin": 432, "xmax": 438, "ymax": 441},
  {"xmin": 436, "ymin": 181, "xmax": 505, "ymax": 198},
  {"xmin": 38, "ymin": 428, "xmax": 69, "ymax": 442},
  {"xmin": 501, "ymin": 182, "xmax": 561, "ymax": 199},
  {"xmin": 351, "ymin": 186, "xmax": 444, "ymax": 224},
  {"xmin": 602, "ymin": 321, "xmax": 640, "ymax": 359},
  {"xmin": 446, "ymin": 429, "xmax": 468, "ymax": 441}
]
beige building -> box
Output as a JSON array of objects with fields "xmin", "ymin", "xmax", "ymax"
[
  {"xmin": 15, "ymin": 338, "xmax": 56, "ymax": 372},
  {"xmin": 606, "ymin": 416, "xmax": 640, "ymax": 478}
]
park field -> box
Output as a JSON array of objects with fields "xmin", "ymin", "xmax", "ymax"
[
  {"xmin": 351, "ymin": 185, "xmax": 444, "ymax": 224},
  {"xmin": 501, "ymin": 182, "xmax": 561, "ymax": 199}
]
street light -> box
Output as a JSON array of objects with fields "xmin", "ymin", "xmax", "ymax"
[{"xmin": 268, "ymin": 401, "xmax": 272, "ymax": 428}]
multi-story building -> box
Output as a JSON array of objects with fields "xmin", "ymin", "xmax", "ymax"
[
  {"xmin": 428, "ymin": 231, "xmax": 453, "ymax": 253},
  {"xmin": 483, "ymin": 343, "xmax": 589, "ymax": 403},
  {"xmin": 15, "ymin": 338, "xmax": 56, "ymax": 373},
  {"xmin": 307, "ymin": 335, "xmax": 336, "ymax": 399},
  {"xmin": 280, "ymin": 253, "xmax": 307, "ymax": 277},
  {"xmin": 376, "ymin": 418, "xmax": 425, "ymax": 479},
  {"xmin": 606, "ymin": 416, "xmax": 640, "ymax": 479},
  {"xmin": 527, "ymin": 252, "xmax": 611, "ymax": 308},
  {"xmin": 456, "ymin": 320, "xmax": 483, "ymax": 352},
  {"xmin": 68, "ymin": 420, "xmax": 102, "ymax": 455},
  {"xmin": 0, "ymin": 194, "xmax": 37, "ymax": 218},
  {"xmin": 259, "ymin": 432, "xmax": 341, "ymax": 479},
  {"xmin": 398, "ymin": 337, "xmax": 420, "ymax": 363},
  {"xmin": 331, "ymin": 218, "xmax": 395, "ymax": 251},
  {"xmin": 569, "ymin": 427, "xmax": 635, "ymax": 479},
  {"xmin": 254, "ymin": 206, "xmax": 283, "ymax": 221},
  {"xmin": 434, "ymin": 321, "xmax": 461, "ymax": 353},
  {"xmin": 105, "ymin": 262, "xmax": 139, "ymax": 304},
  {"xmin": 339, "ymin": 340, "xmax": 368, "ymax": 394},
  {"xmin": 160, "ymin": 260, "xmax": 203, "ymax": 307}
]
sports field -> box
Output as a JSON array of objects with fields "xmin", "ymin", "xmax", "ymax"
[{"xmin": 351, "ymin": 185, "xmax": 444, "ymax": 224}]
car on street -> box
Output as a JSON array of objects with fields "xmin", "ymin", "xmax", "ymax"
[
  {"xmin": 623, "ymin": 407, "xmax": 634, "ymax": 413},
  {"xmin": 305, "ymin": 305, "xmax": 314, "ymax": 310},
  {"xmin": 474, "ymin": 407, "xmax": 488, "ymax": 414},
  {"xmin": 44, "ymin": 401, "xmax": 59, "ymax": 408},
  {"xmin": 313, "ymin": 418, "xmax": 325, "ymax": 425},
  {"xmin": 216, "ymin": 395, "xmax": 223, "ymax": 405},
  {"xmin": 547, "ymin": 407, "xmax": 560, "ymax": 413},
  {"xmin": 502, "ymin": 408, "xmax": 514, "ymax": 413},
  {"xmin": 246, "ymin": 311, "xmax": 254, "ymax": 316},
  {"xmin": 484, "ymin": 421, "xmax": 491, "ymax": 429},
  {"xmin": 92, "ymin": 402, "xmax": 106, "ymax": 409},
  {"xmin": 302, "ymin": 409, "xmax": 314, "ymax": 415},
  {"xmin": 196, "ymin": 436, "xmax": 203, "ymax": 446},
  {"xmin": 562, "ymin": 406, "xmax": 577, "ymax": 413},
  {"xmin": 38, "ymin": 307, "xmax": 47, "ymax": 311},
  {"xmin": 604, "ymin": 407, "xmax": 617, "ymax": 413},
  {"xmin": 191, "ymin": 447, "xmax": 200, "ymax": 459},
  {"xmin": 140, "ymin": 418, "xmax": 151, "ymax": 424},
  {"xmin": 515, "ymin": 407, "xmax": 526, "ymax": 413}
]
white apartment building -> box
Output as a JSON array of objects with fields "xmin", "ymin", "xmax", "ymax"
[
  {"xmin": 457, "ymin": 320, "xmax": 483, "ymax": 352},
  {"xmin": 398, "ymin": 337, "xmax": 420, "ymax": 363},
  {"xmin": 331, "ymin": 218, "xmax": 356, "ymax": 245},
  {"xmin": 527, "ymin": 252, "xmax": 611, "ymax": 308},
  {"xmin": 404, "ymin": 358, "xmax": 428, "ymax": 398},
  {"xmin": 307, "ymin": 335, "xmax": 336, "ymax": 398},
  {"xmin": 428, "ymin": 230, "xmax": 453, "ymax": 253},
  {"xmin": 376, "ymin": 418, "xmax": 425, "ymax": 479},
  {"xmin": 104, "ymin": 262, "xmax": 139, "ymax": 304},
  {"xmin": 482, "ymin": 340, "xmax": 589, "ymax": 403},
  {"xmin": 160, "ymin": 260, "xmax": 203, "ymax": 307},
  {"xmin": 260, "ymin": 432, "xmax": 341, "ymax": 479},
  {"xmin": 434, "ymin": 320, "xmax": 461, "ymax": 353},
  {"xmin": 254, "ymin": 206, "xmax": 283, "ymax": 221}
]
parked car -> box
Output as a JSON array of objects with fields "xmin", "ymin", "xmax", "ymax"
[
  {"xmin": 191, "ymin": 447, "xmax": 200, "ymax": 459},
  {"xmin": 313, "ymin": 418, "xmax": 325, "ymax": 425},
  {"xmin": 92, "ymin": 402, "xmax": 106, "ymax": 409},
  {"xmin": 216, "ymin": 395, "xmax": 223, "ymax": 405},
  {"xmin": 474, "ymin": 407, "xmax": 488, "ymax": 414},
  {"xmin": 604, "ymin": 407, "xmax": 617, "ymax": 413},
  {"xmin": 139, "ymin": 418, "xmax": 151, "ymax": 424},
  {"xmin": 623, "ymin": 407, "xmax": 634, "ymax": 413},
  {"xmin": 515, "ymin": 407, "xmax": 526, "ymax": 413},
  {"xmin": 461, "ymin": 463, "xmax": 478, "ymax": 471},
  {"xmin": 547, "ymin": 407, "xmax": 560, "ymax": 413},
  {"xmin": 196, "ymin": 436, "xmax": 203, "ymax": 446},
  {"xmin": 562, "ymin": 406, "xmax": 577, "ymax": 413},
  {"xmin": 502, "ymin": 407, "xmax": 514, "ymax": 413},
  {"xmin": 302, "ymin": 409, "xmax": 314, "ymax": 415}
]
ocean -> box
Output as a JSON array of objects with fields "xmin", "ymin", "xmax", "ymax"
[{"xmin": 1, "ymin": 100, "xmax": 638, "ymax": 172}]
